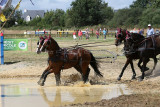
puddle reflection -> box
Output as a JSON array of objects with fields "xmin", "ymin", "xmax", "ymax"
[{"xmin": 0, "ymin": 83, "xmax": 132, "ymax": 107}]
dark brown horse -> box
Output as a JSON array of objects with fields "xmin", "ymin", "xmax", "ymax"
[
  {"xmin": 36, "ymin": 35, "xmax": 103, "ymax": 86},
  {"xmin": 115, "ymin": 28, "xmax": 152, "ymax": 81},
  {"xmin": 125, "ymin": 33, "xmax": 160, "ymax": 81}
]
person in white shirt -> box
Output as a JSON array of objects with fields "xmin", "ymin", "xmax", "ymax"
[{"xmin": 147, "ymin": 24, "xmax": 154, "ymax": 37}]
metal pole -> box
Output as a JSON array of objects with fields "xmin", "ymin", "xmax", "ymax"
[{"xmin": 1, "ymin": 35, "xmax": 4, "ymax": 64}]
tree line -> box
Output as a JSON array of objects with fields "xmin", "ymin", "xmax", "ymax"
[{"xmin": 2, "ymin": 0, "xmax": 160, "ymax": 29}]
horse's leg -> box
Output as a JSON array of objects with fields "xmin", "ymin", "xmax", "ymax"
[
  {"xmin": 130, "ymin": 61, "xmax": 136, "ymax": 80},
  {"xmin": 82, "ymin": 67, "xmax": 90, "ymax": 83},
  {"xmin": 151, "ymin": 57, "xmax": 157, "ymax": 74},
  {"xmin": 39, "ymin": 71, "xmax": 51, "ymax": 86},
  {"xmin": 37, "ymin": 67, "xmax": 50, "ymax": 84},
  {"xmin": 117, "ymin": 58, "xmax": 130, "ymax": 81},
  {"xmin": 74, "ymin": 66, "xmax": 82, "ymax": 74},
  {"xmin": 137, "ymin": 59, "xmax": 142, "ymax": 70},
  {"xmin": 74, "ymin": 66, "xmax": 83, "ymax": 80},
  {"xmin": 54, "ymin": 71, "xmax": 61, "ymax": 86},
  {"xmin": 138, "ymin": 58, "xmax": 149, "ymax": 71},
  {"xmin": 140, "ymin": 58, "xmax": 148, "ymax": 81}
]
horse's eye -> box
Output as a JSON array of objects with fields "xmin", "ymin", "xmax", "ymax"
[{"xmin": 47, "ymin": 40, "xmax": 50, "ymax": 45}]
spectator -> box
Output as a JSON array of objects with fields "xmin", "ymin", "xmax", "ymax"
[
  {"xmin": 96, "ymin": 29, "xmax": 99, "ymax": 39},
  {"xmin": 1, "ymin": 31, "xmax": 3, "ymax": 36},
  {"xmin": 147, "ymin": 24, "xmax": 154, "ymax": 37},
  {"xmin": 103, "ymin": 28, "xmax": 107, "ymax": 39},
  {"xmin": 85, "ymin": 28, "xmax": 89, "ymax": 40},
  {"xmin": 99, "ymin": 28, "xmax": 102, "ymax": 35},
  {"xmin": 78, "ymin": 30, "xmax": 83, "ymax": 40},
  {"xmin": 91, "ymin": 28, "xmax": 93, "ymax": 36},
  {"xmin": 73, "ymin": 30, "xmax": 77, "ymax": 40},
  {"xmin": 139, "ymin": 29, "xmax": 144, "ymax": 35}
]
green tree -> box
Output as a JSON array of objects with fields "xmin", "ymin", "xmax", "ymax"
[
  {"xmin": 2, "ymin": 7, "xmax": 16, "ymax": 28},
  {"xmin": 67, "ymin": 0, "xmax": 114, "ymax": 27},
  {"xmin": 14, "ymin": 10, "xmax": 24, "ymax": 25},
  {"xmin": 130, "ymin": 0, "xmax": 160, "ymax": 8},
  {"xmin": 108, "ymin": 8, "xmax": 143, "ymax": 28}
]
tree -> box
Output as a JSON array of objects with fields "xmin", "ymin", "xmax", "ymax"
[
  {"xmin": 67, "ymin": 0, "xmax": 114, "ymax": 27},
  {"xmin": 2, "ymin": 6, "xmax": 16, "ymax": 28},
  {"xmin": 108, "ymin": 8, "xmax": 143, "ymax": 28},
  {"xmin": 130, "ymin": 0, "xmax": 149, "ymax": 8},
  {"xmin": 130, "ymin": 0, "xmax": 160, "ymax": 8}
]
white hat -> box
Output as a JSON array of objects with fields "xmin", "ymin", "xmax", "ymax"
[{"xmin": 148, "ymin": 24, "xmax": 151, "ymax": 26}]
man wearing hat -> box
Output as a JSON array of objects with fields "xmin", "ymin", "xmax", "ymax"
[{"xmin": 147, "ymin": 24, "xmax": 154, "ymax": 37}]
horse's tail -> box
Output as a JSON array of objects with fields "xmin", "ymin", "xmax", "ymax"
[{"xmin": 90, "ymin": 52, "xmax": 103, "ymax": 77}]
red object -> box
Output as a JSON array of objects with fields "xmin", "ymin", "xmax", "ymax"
[
  {"xmin": 78, "ymin": 31, "xmax": 83, "ymax": 36},
  {"xmin": 73, "ymin": 32, "xmax": 76, "ymax": 35},
  {"xmin": 96, "ymin": 31, "xmax": 99, "ymax": 35},
  {"xmin": 1, "ymin": 32, "xmax": 3, "ymax": 36}
]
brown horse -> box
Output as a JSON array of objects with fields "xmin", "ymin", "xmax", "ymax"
[
  {"xmin": 115, "ymin": 28, "xmax": 152, "ymax": 81},
  {"xmin": 125, "ymin": 33, "xmax": 159, "ymax": 81},
  {"xmin": 36, "ymin": 35, "xmax": 103, "ymax": 86}
]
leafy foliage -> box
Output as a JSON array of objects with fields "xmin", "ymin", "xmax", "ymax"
[{"xmin": 66, "ymin": 0, "xmax": 114, "ymax": 27}]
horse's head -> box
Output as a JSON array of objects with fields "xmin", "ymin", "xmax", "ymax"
[
  {"xmin": 124, "ymin": 34, "xmax": 133, "ymax": 52},
  {"xmin": 115, "ymin": 28, "xmax": 126, "ymax": 46},
  {"xmin": 40, "ymin": 35, "xmax": 54, "ymax": 52},
  {"xmin": 36, "ymin": 36, "xmax": 45, "ymax": 54}
]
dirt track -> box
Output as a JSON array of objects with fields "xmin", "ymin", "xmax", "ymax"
[{"xmin": 1, "ymin": 37, "xmax": 160, "ymax": 106}]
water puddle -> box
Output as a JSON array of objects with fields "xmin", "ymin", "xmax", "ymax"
[{"xmin": 0, "ymin": 79, "xmax": 132, "ymax": 107}]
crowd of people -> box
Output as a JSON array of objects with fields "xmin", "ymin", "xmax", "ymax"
[
  {"xmin": 73, "ymin": 28, "xmax": 108, "ymax": 40},
  {"xmin": 72, "ymin": 24, "xmax": 157, "ymax": 40}
]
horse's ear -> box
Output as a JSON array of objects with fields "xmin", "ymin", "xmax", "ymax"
[
  {"xmin": 49, "ymin": 35, "xmax": 51, "ymax": 39},
  {"xmin": 39, "ymin": 36, "xmax": 44, "ymax": 40},
  {"xmin": 44, "ymin": 35, "xmax": 48, "ymax": 38}
]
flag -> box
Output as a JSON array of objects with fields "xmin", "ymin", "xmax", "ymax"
[
  {"xmin": 0, "ymin": 13, "xmax": 7, "ymax": 22},
  {"xmin": 15, "ymin": 3, "xmax": 20, "ymax": 10}
]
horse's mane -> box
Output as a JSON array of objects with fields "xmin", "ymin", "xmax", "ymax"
[
  {"xmin": 131, "ymin": 33, "xmax": 145, "ymax": 40},
  {"xmin": 50, "ymin": 37, "xmax": 60, "ymax": 50}
]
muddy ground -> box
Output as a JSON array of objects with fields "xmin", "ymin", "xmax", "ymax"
[{"xmin": 1, "ymin": 37, "xmax": 160, "ymax": 106}]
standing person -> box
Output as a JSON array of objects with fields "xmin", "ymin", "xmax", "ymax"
[
  {"xmin": 1, "ymin": 31, "xmax": 3, "ymax": 37},
  {"xmin": 96, "ymin": 29, "xmax": 99, "ymax": 39},
  {"xmin": 99, "ymin": 28, "xmax": 102, "ymax": 36},
  {"xmin": 103, "ymin": 28, "xmax": 107, "ymax": 39},
  {"xmin": 147, "ymin": 24, "xmax": 154, "ymax": 37},
  {"xmin": 73, "ymin": 30, "xmax": 77, "ymax": 40},
  {"xmin": 91, "ymin": 28, "xmax": 93, "ymax": 36},
  {"xmin": 78, "ymin": 30, "xmax": 83, "ymax": 40},
  {"xmin": 85, "ymin": 28, "xmax": 89, "ymax": 40},
  {"xmin": 139, "ymin": 29, "xmax": 144, "ymax": 35}
]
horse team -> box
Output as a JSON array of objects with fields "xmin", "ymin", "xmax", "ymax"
[{"xmin": 36, "ymin": 28, "xmax": 159, "ymax": 86}]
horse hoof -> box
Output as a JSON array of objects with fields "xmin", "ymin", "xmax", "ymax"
[
  {"xmin": 37, "ymin": 81, "xmax": 41, "ymax": 85},
  {"xmin": 117, "ymin": 77, "xmax": 121, "ymax": 81},
  {"xmin": 144, "ymin": 67, "xmax": 149, "ymax": 71},
  {"xmin": 131, "ymin": 76, "xmax": 136, "ymax": 80},
  {"xmin": 38, "ymin": 82, "xmax": 44, "ymax": 86},
  {"xmin": 138, "ymin": 78, "xmax": 143, "ymax": 82}
]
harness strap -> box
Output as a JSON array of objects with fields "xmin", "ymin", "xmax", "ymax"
[{"xmin": 151, "ymin": 35, "xmax": 156, "ymax": 49}]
